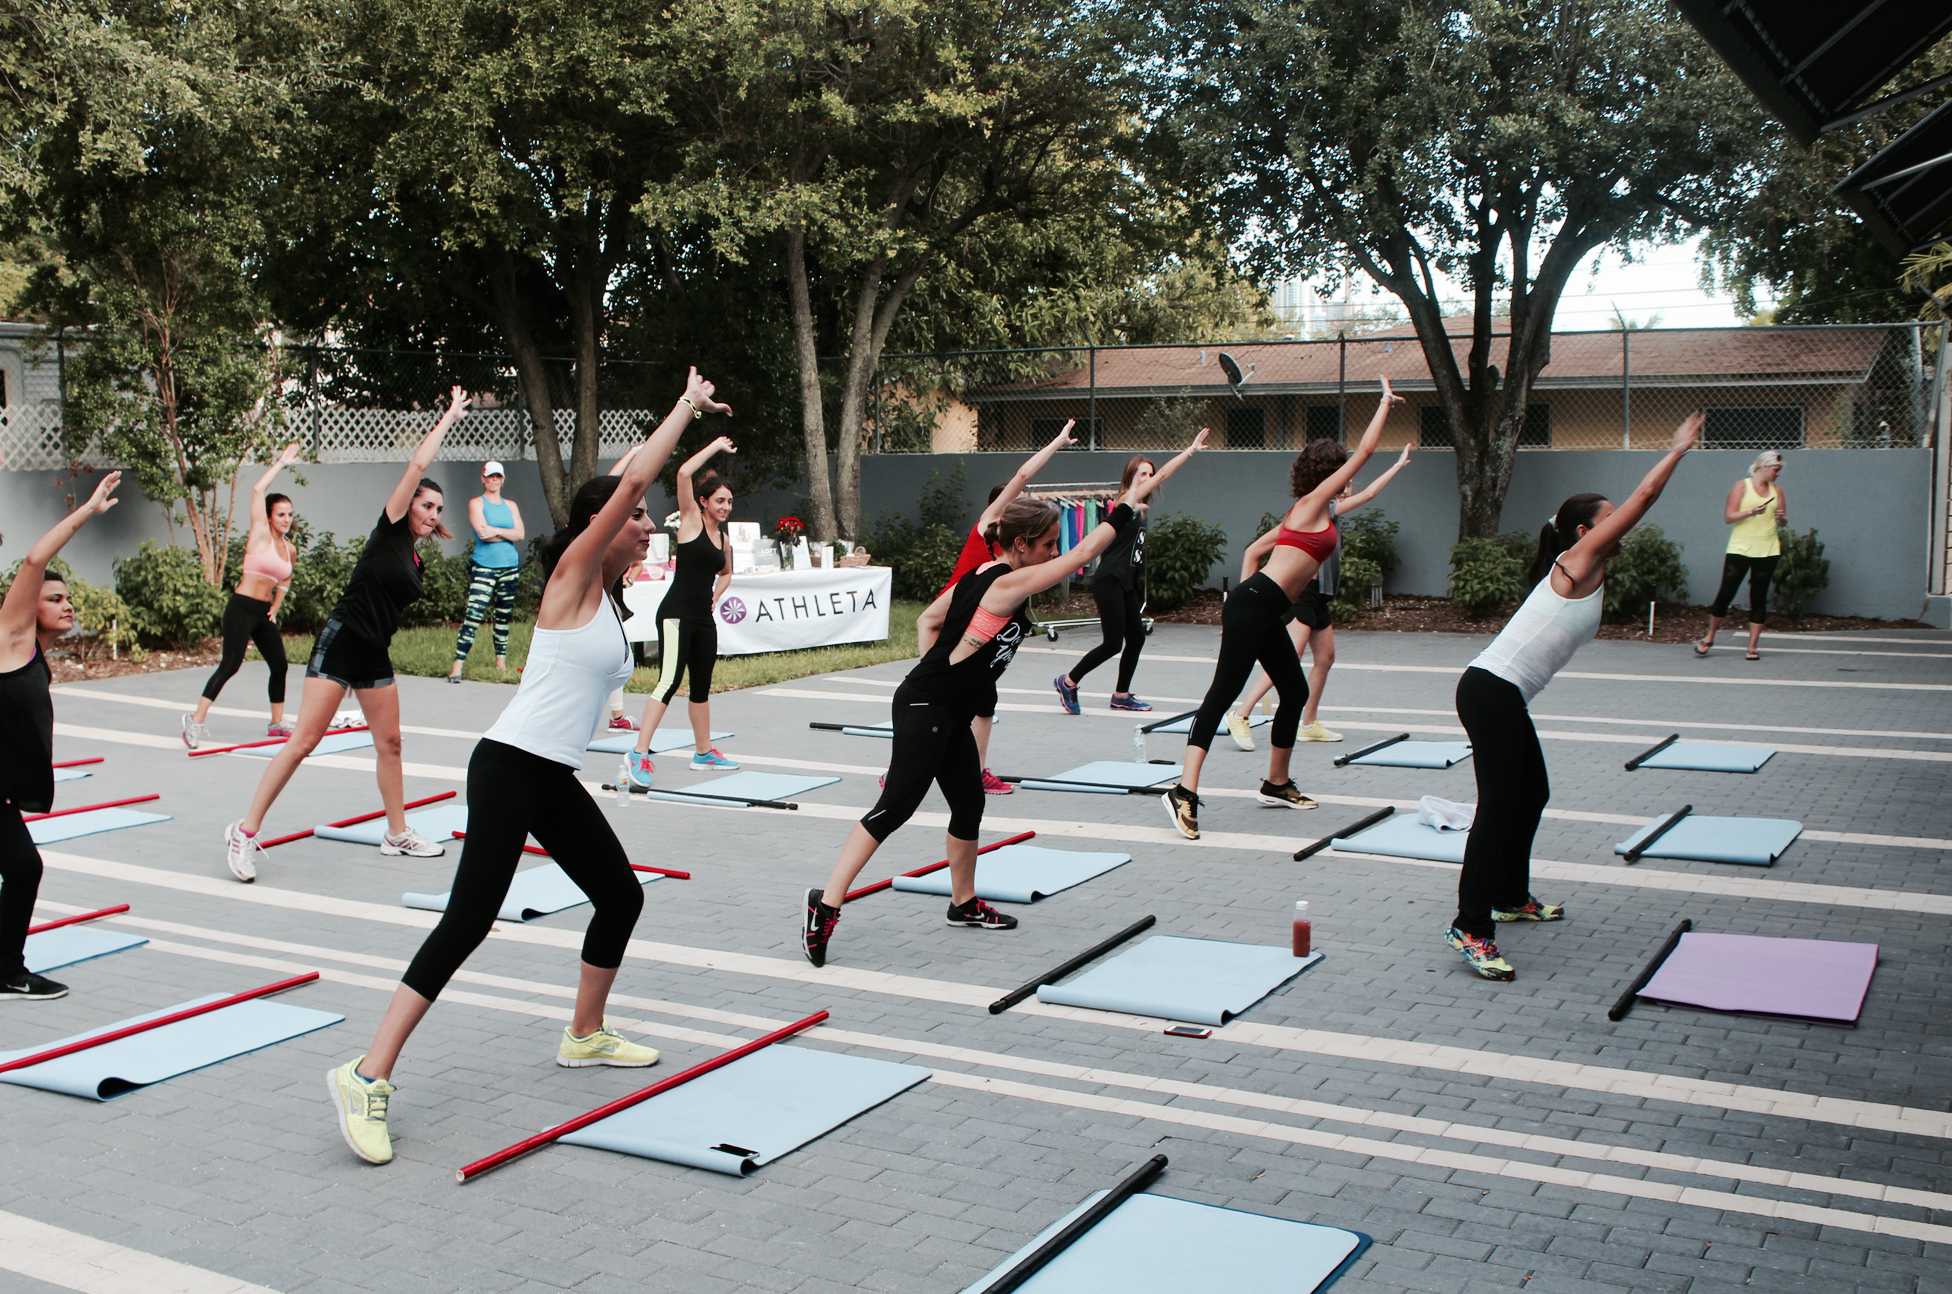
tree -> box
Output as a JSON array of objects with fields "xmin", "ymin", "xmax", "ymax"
[{"xmin": 1144, "ymin": 0, "xmax": 1772, "ymax": 536}]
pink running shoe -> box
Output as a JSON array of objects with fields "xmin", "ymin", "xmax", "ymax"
[
  {"xmin": 981, "ymin": 768, "xmax": 1014, "ymax": 795},
  {"xmin": 608, "ymin": 715, "xmax": 639, "ymax": 731}
]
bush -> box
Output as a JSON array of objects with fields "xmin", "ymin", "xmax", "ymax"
[
  {"xmin": 0, "ymin": 556, "xmax": 141, "ymax": 659},
  {"xmin": 114, "ymin": 541, "xmax": 226, "ymax": 646},
  {"xmin": 1448, "ymin": 537, "xmax": 1525, "ymax": 618},
  {"xmin": 1602, "ymin": 524, "xmax": 1689, "ymax": 622},
  {"xmin": 1773, "ymin": 526, "xmax": 1830, "ymax": 617},
  {"xmin": 864, "ymin": 465, "xmax": 970, "ymax": 602},
  {"xmin": 1146, "ymin": 512, "xmax": 1228, "ymax": 609},
  {"xmin": 1340, "ymin": 509, "xmax": 1400, "ymax": 584},
  {"xmin": 403, "ymin": 540, "xmax": 472, "ymax": 626},
  {"xmin": 1330, "ymin": 553, "xmax": 1381, "ymax": 622},
  {"xmin": 282, "ymin": 525, "xmax": 364, "ymax": 631}
]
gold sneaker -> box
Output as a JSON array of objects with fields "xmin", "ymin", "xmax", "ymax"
[
  {"xmin": 1161, "ymin": 784, "xmax": 1200, "ymax": 840},
  {"xmin": 1257, "ymin": 779, "xmax": 1317, "ymax": 809},
  {"xmin": 1299, "ymin": 721, "xmax": 1343, "ymax": 742},
  {"xmin": 328, "ymin": 1056, "xmax": 395, "ymax": 1165},
  {"xmin": 558, "ymin": 1019, "xmax": 661, "ymax": 1068}
]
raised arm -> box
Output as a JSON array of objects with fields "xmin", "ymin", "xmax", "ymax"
[
  {"xmin": 1560, "ymin": 412, "xmax": 1702, "ymax": 585},
  {"xmin": 1137, "ymin": 427, "xmax": 1211, "ymax": 494},
  {"xmin": 249, "ymin": 444, "xmax": 301, "ymax": 535},
  {"xmin": 674, "ymin": 435, "xmax": 735, "ymax": 533},
  {"xmin": 985, "ymin": 459, "xmax": 1180, "ymax": 608},
  {"xmin": 1305, "ymin": 379, "xmax": 1401, "ymax": 507},
  {"xmin": 1340, "ymin": 443, "xmax": 1412, "ymax": 512},
  {"xmin": 385, "ymin": 386, "xmax": 470, "ymax": 522},
  {"xmin": 0, "ymin": 471, "xmax": 120, "ymax": 662},
  {"xmin": 606, "ymin": 443, "xmax": 644, "ymax": 477},
  {"xmin": 977, "ymin": 420, "xmax": 1077, "ymax": 534}
]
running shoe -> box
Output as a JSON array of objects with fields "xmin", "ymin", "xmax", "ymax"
[
  {"xmin": 877, "ymin": 772, "xmax": 886, "ymax": 789},
  {"xmin": 557, "ymin": 1020, "xmax": 661, "ymax": 1068},
  {"xmin": 1162, "ymin": 784, "xmax": 1200, "ymax": 840},
  {"xmin": 379, "ymin": 828, "xmax": 446, "ymax": 858},
  {"xmin": 691, "ymin": 749, "xmax": 740, "ymax": 771},
  {"xmin": 1052, "ymin": 673, "xmax": 1080, "ymax": 715},
  {"xmin": 0, "ymin": 971, "xmax": 69, "ymax": 1002},
  {"xmin": 981, "ymin": 768, "xmax": 1014, "ymax": 795},
  {"xmin": 1299, "ymin": 721, "xmax": 1344, "ymax": 743},
  {"xmin": 946, "ymin": 897, "xmax": 1018, "ymax": 930},
  {"xmin": 608, "ymin": 714, "xmax": 639, "ymax": 731},
  {"xmin": 447, "ymin": 673, "xmax": 463, "ymax": 685},
  {"xmin": 180, "ymin": 714, "xmax": 208, "ymax": 749},
  {"xmin": 626, "ymin": 752, "xmax": 656, "ymax": 789},
  {"xmin": 327, "ymin": 1056, "xmax": 395, "ymax": 1164},
  {"xmin": 1491, "ymin": 896, "xmax": 1566, "ymax": 923},
  {"xmin": 1257, "ymin": 779, "xmax": 1317, "ymax": 809},
  {"xmin": 266, "ymin": 719, "xmax": 294, "ymax": 738},
  {"xmin": 223, "ymin": 819, "xmax": 261, "ymax": 883},
  {"xmin": 1225, "ymin": 712, "xmax": 1256, "ymax": 751},
  {"xmin": 802, "ymin": 887, "xmax": 840, "ymax": 968},
  {"xmin": 1444, "ymin": 927, "xmax": 1515, "ymax": 981},
  {"xmin": 1108, "ymin": 693, "xmax": 1153, "ymax": 712}
]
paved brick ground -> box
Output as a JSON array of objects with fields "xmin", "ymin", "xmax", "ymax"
[{"xmin": 2, "ymin": 623, "xmax": 1949, "ymax": 1293}]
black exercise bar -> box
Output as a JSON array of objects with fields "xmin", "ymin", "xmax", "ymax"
[
  {"xmin": 995, "ymin": 774, "xmax": 1169, "ymax": 796},
  {"xmin": 1608, "ymin": 919, "xmax": 1692, "ymax": 1021},
  {"xmin": 1293, "ymin": 806, "xmax": 1394, "ymax": 861},
  {"xmin": 1333, "ymin": 733, "xmax": 1409, "ymax": 768},
  {"xmin": 978, "ymin": 1155, "xmax": 1170, "ymax": 1294},
  {"xmin": 1136, "ymin": 709, "xmax": 1197, "ymax": 734},
  {"xmin": 1623, "ymin": 805, "xmax": 1693, "ymax": 864},
  {"xmin": 603, "ymin": 782, "xmax": 799, "ymax": 811},
  {"xmin": 1624, "ymin": 733, "xmax": 1681, "ymax": 771},
  {"xmin": 989, "ymin": 915, "xmax": 1157, "ymax": 1014}
]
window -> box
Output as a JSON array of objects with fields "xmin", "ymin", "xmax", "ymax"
[
  {"xmin": 1704, "ymin": 406, "xmax": 1803, "ymax": 448},
  {"xmin": 1225, "ymin": 407, "xmax": 1266, "ymax": 449},
  {"xmin": 1419, "ymin": 405, "xmax": 1453, "ymax": 447},
  {"xmin": 1031, "ymin": 416, "xmax": 1101, "ymax": 447},
  {"xmin": 1519, "ymin": 402, "xmax": 1550, "ymax": 448},
  {"xmin": 1304, "ymin": 404, "xmax": 1342, "ymax": 442}
]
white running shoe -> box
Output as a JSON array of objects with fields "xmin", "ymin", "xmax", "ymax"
[
  {"xmin": 1225, "ymin": 711, "xmax": 1255, "ymax": 751},
  {"xmin": 181, "ymin": 713, "xmax": 209, "ymax": 749},
  {"xmin": 223, "ymin": 820, "xmax": 261, "ymax": 882},
  {"xmin": 1299, "ymin": 721, "xmax": 1344, "ymax": 742},
  {"xmin": 379, "ymin": 828, "xmax": 446, "ymax": 858},
  {"xmin": 266, "ymin": 718, "xmax": 295, "ymax": 738}
]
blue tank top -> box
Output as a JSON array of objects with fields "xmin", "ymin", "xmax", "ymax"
[{"xmin": 473, "ymin": 496, "xmax": 519, "ymax": 568}]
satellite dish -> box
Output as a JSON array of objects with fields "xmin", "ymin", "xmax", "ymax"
[{"xmin": 1217, "ymin": 351, "xmax": 1251, "ymax": 402}]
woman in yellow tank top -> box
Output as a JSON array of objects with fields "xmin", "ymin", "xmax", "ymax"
[{"xmin": 1695, "ymin": 450, "xmax": 1787, "ymax": 660}]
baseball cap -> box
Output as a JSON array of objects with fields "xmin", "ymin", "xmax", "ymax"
[{"xmin": 482, "ymin": 460, "xmax": 506, "ymax": 477}]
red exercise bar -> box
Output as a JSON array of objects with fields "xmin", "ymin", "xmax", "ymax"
[
  {"xmin": 27, "ymin": 904, "xmax": 130, "ymax": 935},
  {"xmin": 258, "ymin": 790, "xmax": 458, "ymax": 849},
  {"xmin": 455, "ymin": 1009, "xmax": 830, "ymax": 1183},
  {"xmin": 189, "ymin": 725, "xmax": 371, "ymax": 758},
  {"xmin": 22, "ymin": 794, "xmax": 160, "ymax": 823},
  {"xmin": 844, "ymin": 830, "xmax": 1037, "ymax": 902},
  {"xmin": 452, "ymin": 831, "xmax": 692, "ymax": 880},
  {"xmin": 0, "ymin": 972, "xmax": 320, "ymax": 1076},
  {"xmin": 51, "ymin": 757, "xmax": 104, "ymax": 769}
]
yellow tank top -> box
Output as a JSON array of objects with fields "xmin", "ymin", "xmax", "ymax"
[{"xmin": 1727, "ymin": 477, "xmax": 1780, "ymax": 557}]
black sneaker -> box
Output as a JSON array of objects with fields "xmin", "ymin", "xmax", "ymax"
[
  {"xmin": 0, "ymin": 971, "xmax": 69, "ymax": 1002},
  {"xmin": 802, "ymin": 887, "xmax": 840, "ymax": 968},
  {"xmin": 1257, "ymin": 779, "xmax": 1317, "ymax": 809},
  {"xmin": 1162, "ymin": 784, "xmax": 1200, "ymax": 839},
  {"xmin": 947, "ymin": 898, "xmax": 1018, "ymax": 930}
]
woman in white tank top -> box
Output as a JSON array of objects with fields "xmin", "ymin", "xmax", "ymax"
[
  {"xmin": 327, "ymin": 367, "xmax": 734, "ymax": 1167},
  {"xmin": 1443, "ymin": 411, "xmax": 1703, "ymax": 983}
]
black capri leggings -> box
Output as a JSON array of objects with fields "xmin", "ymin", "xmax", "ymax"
[
  {"xmin": 200, "ymin": 591, "xmax": 287, "ymax": 704},
  {"xmin": 652, "ymin": 618, "xmax": 716, "ymax": 705},
  {"xmin": 859, "ymin": 689, "xmax": 985, "ymax": 844},
  {"xmin": 0, "ymin": 808, "xmax": 45, "ymax": 978},
  {"xmin": 1070, "ymin": 579, "xmax": 1146, "ymax": 693},
  {"xmin": 1186, "ymin": 573, "xmax": 1308, "ymax": 752},
  {"xmin": 1453, "ymin": 667, "xmax": 1549, "ymax": 938},
  {"xmin": 401, "ymin": 739, "xmax": 644, "ymax": 1000},
  {"xmin": 1710, "ymin": 553, "xmax": 1780, "ymax": 624}
]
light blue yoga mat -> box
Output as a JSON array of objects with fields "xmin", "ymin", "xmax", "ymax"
[
  {"xmin": 1634, "ymin": 742, "xmax": 1775, "ymax": 774},
  {"xmin": 28, "ymin": 808, "xmax": 171, "ymax": 846},
  {"xmin": 53, "ymin": 767, "xmax": 93, "ymax": 783},
  {"xmin": 965, "ymin": 1192, "xmax": 1371, "ymax": 1294},
  {"xmin": 1146, "ymin": 712, "xmax": 1270, "ymax": 734},
  {"xmin": 0, "ymin": 996, "xmax": 343, "ymax": 1101},
  {"xmin": 403, "ymin": 861, "xmax": 658, "ymax": 922},
  {"xmin": 560, "ymin": 1044, "xmax": 930, "ymax": 1175},
  {"xmin": 1037, "ymin": 936, "xmax": 1322, "ymax": 1026},
  {"xmin": 642, "ymin": 771, "xmax": 840, "ymax": 806},
  {"xmin": 891, "ymin": 844, "xmax": 1131, "ymax": 903},
  {"xmin": 1613, "ymin": 815, "xmax": 1802, "ymax": 866},
  {"xmin": 24, "ymin": 927, "xmax": 147, "ymax": 975},
  {"xmin": 1348, "ymin": 741, "xmax": 1473, "ymax": 769},
  {"xmin": 314, "ymin": 803, "xmax": 471, "ymax": 847},
  {"xmin": 1331, "ymin": 815, "xmax": 1468, "ymax": 864},
  {"xmin": 1021, "ymin": 761, "xmax": 1181, "ymax": 794},
  {"xmin": 588, "ymin": 729, "xmax": 733, "ymax": 755},
  {"xmin": 236, "ymin": 729, "xmax": 374, "ymax": 758}
]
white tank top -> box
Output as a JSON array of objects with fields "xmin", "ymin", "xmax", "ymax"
[
  {"xmin": 1468, "ymin": 565, "xmax": 1603, "ymax": 704},
  {"xmin": 483, "ymin": 596, "xmax": 634, "ymax": 768}
]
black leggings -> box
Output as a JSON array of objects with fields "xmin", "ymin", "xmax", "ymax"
[
  {"xmin": 1186, "ymin": 574, "xmax": 1308, "ymax": 752},
  {"xmin": 1453, "ymin": 667, "xmax": 1549, "ymax": 938},
  {"xmin": 1070, "ymin": 579, "xmax": 1146, "ymax": 693},
  {"xmin": 0, "ymin": 807, "xmax": 43, "ymax": 978},
  {"xmin": 401, "ymin": 739, "xmax": 644, "ymax": 1000},
  {"xmin": 201, "ymin": 592, "xmax": 287, "ymax": 704},
  {"xmin": 1710, "ymin": 554, "xmax": 1780, "ymax": 624},
  {"xmin": 859, "ymin": 689, "xmax": 985, "ymax": 844},
  {"xmin": 652, "ymin": 618, "xmax": 716, "ymax": 705}
]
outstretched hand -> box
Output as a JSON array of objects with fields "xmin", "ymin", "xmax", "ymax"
[
  {"xmin": 83, "ymin": 471, "xmax": 122, "ymax": 517},
  {"xmin": 1048, "ymin": 419, "xmax": 1079, "ymax": 450},
  {"xmin": 685, "ymin": 367, "xmax": 733, "ymax": 416},
  {"xmin": 275, "ymin": 442, "xmax": 302, "ymax": 467},
  {"xmin": 704, "ymin": 435, "xmax": 737, "ymax": 457},
  {"xmin": 446, "ymin": 385, "xmax": 471, "ymax": 418},
  {"xmin": 1379, "ymin": 376, "xmax": 1404, "ymax": 408},
  {"xmin": 1393, "ymin": 443, "xmax": 1412, "ymax": 469},
  {"xmin": 1187, "ymin": 426, "xmax": 1211, "ymax": 452},
  {"xmin": 1672, "ymin": 411, "xmax": 1704, "ymax": 453}
]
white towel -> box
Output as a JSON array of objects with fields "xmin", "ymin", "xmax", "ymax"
[{"xmin": 1418, "ymin": 795, "xmax": 1476, "ymax": 832}]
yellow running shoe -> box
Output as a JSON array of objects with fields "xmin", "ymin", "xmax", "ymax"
[
  {"xmin": 558, "ymin": 1019, "xmax": 661, "ymax": 1068},
  {"xmin": 1224, "ymin": 712, "xmax": 1256, "ymax": 751},
  {"xmin": 327, "ymin": 1055, "xmax": 395, "ymax": 1165},
  {"xmin": 1299, "ymin": 721, "xmax": 1343, "ymax": 742}
]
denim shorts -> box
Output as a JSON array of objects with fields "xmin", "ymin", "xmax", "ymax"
[{"xmin": 306, "ymin": 619, "xmax": 394, "ymax": 690}]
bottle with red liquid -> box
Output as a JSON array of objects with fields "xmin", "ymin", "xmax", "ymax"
[{"xmin": 1292, "ymin": 900, "xmax": 1312, "ymax": 957}]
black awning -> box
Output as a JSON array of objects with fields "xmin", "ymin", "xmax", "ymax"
[{"xmin": 1835, "ymin": 99, "xmax": 1952, "ymax": 254}]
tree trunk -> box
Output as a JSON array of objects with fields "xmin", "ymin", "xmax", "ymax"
[
  {"xmin": 567, "ymin": 204, "xmax": 605, "ymax": 494},
  {"xmin": 783, "ymin": 224, "xmax": 840, "ymax": 540},
  {"xmin": 487, "ymin": 250, "xmax": 571, "ymax": 527}
]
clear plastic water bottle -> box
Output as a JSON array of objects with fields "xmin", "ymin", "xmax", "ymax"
[
  {"xmin": 1291, "ymin": 901, "xmax": 1311, "ymax": 957},
  {"xmin": 1133, "ymin": 726, "xmax": 1147, "ymax": 764},
  {"xmin": 615, "ymin": 760, "xmax": 631, "ymax": 807}
]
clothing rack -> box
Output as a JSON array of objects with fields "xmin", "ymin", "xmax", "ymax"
[{"xmin": 1021, "ymin": 482, "xmax": 1152, "ymax": 644}]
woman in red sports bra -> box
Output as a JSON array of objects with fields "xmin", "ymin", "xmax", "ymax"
[{"xmin": 1163, "ymin": 377, "xmax": 1404, "ymax": 840}]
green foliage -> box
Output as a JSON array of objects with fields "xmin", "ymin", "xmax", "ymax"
[
  {"xmin": 1773, "ymin": 527, "xmax": 1831, "ymax": 617},
  {"xmin": 1448, "ymin": 538, "xmax": 1525, "ymax": 618},
  {"xmin": 399, "ymin": 542, "xmax": 471, "ymax": 627},
  {"xmin": 1330, "ymin": 554, "xmax": 1380, "ymax": 623},
  {"xmin": 1340, "ymin": 509, "xmax": 1400, "ymax": 584},
  {"xmin": 113, "ymin": 542, "xmax": 226, "ymax": 646},
  {"xmin": 863, "ymin": 467, "xmax": 971, "ymax": 602},
  {"xmin": 1602, "ymin": 525, "xmax": 1689, "ymax": 622},
  {"xmin": 1146, "ymin": 513, "xmax": 1227, "ymax": 610}
]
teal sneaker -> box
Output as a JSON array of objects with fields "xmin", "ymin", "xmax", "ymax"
[
  {"xmin": 690, "ymin": 749, "xmax": 740, "ymax": 771},
  {"xmin": 625, "ymin": 751, "xmax": 655, "ymax": 788},
  {"xmin": 1444, "ymin": 926, "xmax": 1515, "ymax": 981}
]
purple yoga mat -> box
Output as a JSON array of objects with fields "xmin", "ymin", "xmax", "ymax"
[{"xmin": 1639, "ymin": 932, "xmax": 1878, "ymax": 1024}]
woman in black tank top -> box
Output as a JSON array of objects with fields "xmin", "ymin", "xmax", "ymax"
[
  {"xmin": 800, "ymin": 454, "xmax": 1183, "ymax": 969},
  {"xmin": 0, "ymin": 471, "xmax": 123, "ymax": 1002}
]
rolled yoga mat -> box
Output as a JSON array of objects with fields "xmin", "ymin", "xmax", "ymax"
[
  {"xmin": 235, "ymin": 729, "xmax": 375, "ymax": 758},
  {"xmin": 315, "ymin": 803, "xmax": 472, "ymax": 847},
  {"xmin": 404, "ymin": 861, "xmax": 659, "ymax": 922},
  {"xmin": 1637, "ymin": 932, "xmax": 1877, "ymax": 1024},
  {"xmin": 588, "ymin": 728, "xmax": 734, "ymax": 756},
  {"xmin": 1330, "ymin": 814, "xmax": 1469, "ymax": 864},
  {"xmin": 639, "ymin": 771, "xmax": 840, "ymax": 806},
  {"xmin": 1612, "ymin": 815, "xmax": 1802, "ymax": 866},
  {"xmin": 1019, "ymin": 762, "xmax": 1181, "ymax": 794},
  {"xmin": 0, "ymin": 996, "xmax": 344, "ymax": 1101},
  {"xmin": 28, "ymin": 808, "xmax": 171, "ymax": 846},
  {"xmin": 559, "ymin": 1043, "xmax": 930, "ymax": 1175},
  {"xmin": 891, "ymin": 844, "xmax": 1131, "ymax": 904},
  {"xmin": 1142, "ymin": 712, "xmax": 1270, "ymax": 735},
  {"xmin": 1036, "ymin": 936, "xmax": 1322, "ymax": 1026},
  {"xmin": 1632, "ymin": 741, "xmax": 1775, "ymax": 774},
  {"xmin": 23, "ymin": 927, "xmax": 148, "ymax": 975},
  {"xmin": 1343, "ymin": 741, "xmax": 1473, "ymax": 769},
  {"xmin": 52, "ymin": 767, "xmax": 93, "ymax": 783},
  {"xmin": 964, "ymin": 1191, "xmax": 1371, "ymax": 1294}
]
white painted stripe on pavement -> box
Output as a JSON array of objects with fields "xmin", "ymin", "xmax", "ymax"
[{"xmin": 0, "ymin": 1209, "xmax": 283, "ymax": 1294}]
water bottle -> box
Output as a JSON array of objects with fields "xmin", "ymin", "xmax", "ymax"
[
  {"xmin": 1291, "ymin": 901, "xmax": 1312, "ymax": 957},
  {"xmin": 615, "ymin": 760, "xmax": 631, "ymax": 807},
  {"xmin": 1133, "ymin": 726, "xmax": 1147, "ymax": 764}
]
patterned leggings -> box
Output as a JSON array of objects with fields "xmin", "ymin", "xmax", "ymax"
[{"xmin": 453, "ymin": 562, "xmax": 520, "ymax": 661}]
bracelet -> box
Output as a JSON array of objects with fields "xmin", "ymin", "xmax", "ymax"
[{"xmin": 680, "ymin": 396, "xmax": 701, "ymax": 419}]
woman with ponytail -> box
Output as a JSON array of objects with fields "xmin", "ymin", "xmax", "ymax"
[
  {"xmin": 328, "ymin": 367, "xmax": 732, "ymax": 1167},
  {"xmin": 1444, "ymin": 411, "xmax": 1704, "ymax": 982}
]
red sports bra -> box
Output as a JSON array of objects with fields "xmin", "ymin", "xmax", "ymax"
[{"xmin": 1273, "ymin": 524, "xmax": 1339, "ymax": 561}]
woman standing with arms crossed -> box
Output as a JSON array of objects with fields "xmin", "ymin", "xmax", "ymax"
[
  {"xmin": 1695, "ymin": 450, "xmax": 1785, "ymax": 661},
  {"xmin": 0, "ymin": 471, "xmax": 121, "ymax": 1001},
  {"xmin": 1162, "ymin": 380, "xmax": 1403, "ymax": 840},
  {"xmin": 447, "ymin": 460, "xmax": 526, "ymax": 682},
  {"xmin": 328, "ymin": 368, "xmax": 731, "ymax": 1166},
  {"xmin": 1052, "ymin": 433, "xmax": 1210, "ymax": 715},
  {"xmin": 222, "ymin": 387, "xmax": 470, "ymax": 882},
  {"xmin": 183, "ymin": 444, "xmax": 303, "ymax": 746},
  {"xmin": 622, "ymin": 435, "xmax": 737, "ymax": 786},
  {"xmin": 1446, "ymin": 412, "xmax": 1703, "ymax": 981}
]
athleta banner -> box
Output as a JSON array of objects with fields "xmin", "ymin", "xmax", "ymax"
[{"xmin": 712, "ymin": 567, "xmax": 891, "ymax": 655}]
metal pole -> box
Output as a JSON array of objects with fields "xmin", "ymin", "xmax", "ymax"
[
  {"xmin": 1621, "ymin": 321, "xmax": 1631, "ymax": 449},
  {"xmin": 307, "ymin": 342, "xmax": 321, "ymax": 457},
  {"xmin": 1337, "ymin": 330, "xmax": 1347, "ymax": 438},
  {"xmin": 1087, "ymin": 345, "xmax": 1097, "ymax": 449},
  {"xmin": 1928, "ymin": 321, "xmax": 1951, "ymax": 597}
]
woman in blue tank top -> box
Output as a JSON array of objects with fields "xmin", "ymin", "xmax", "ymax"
[{"xmin": 448, "ymin": 460, "xmax": 527, "ymax": 681}]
